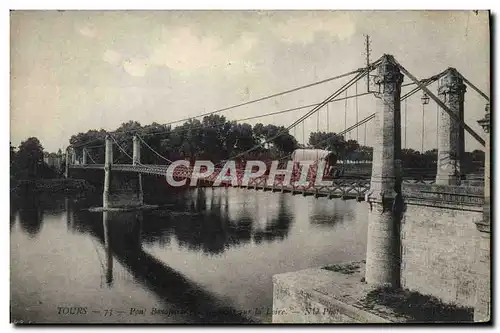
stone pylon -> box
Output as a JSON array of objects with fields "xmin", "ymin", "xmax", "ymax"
[
  {"xmin": 365, "ymin": 54, "xmax": 404, "ymax": 288},
  {"xmin": 436, "ymin": 68, "xmax": 466, "ymax": 185}
]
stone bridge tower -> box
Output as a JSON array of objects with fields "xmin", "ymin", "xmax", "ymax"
[
  {"xmin": 365, "ymin": 54, "xmax": 404, "ymax": 287},
  {"xmin": 436, "ymin": 68, "xmax": 466, "ymax": 185}
]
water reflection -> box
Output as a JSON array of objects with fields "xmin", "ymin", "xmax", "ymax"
[
  {"xmin": 16, "ymin": 193, "xmax": 44, "ymax": 238},
  {"xmin": 139, "ymin": 188, "xmax": 294, "ymax": 255},
  {"xmin": 103, "ymin": 211, "xmax": 114, "ymax": 287},
  {"xmin": 10, "ymin": 199, "xmax": 17, "ymax": 230},
  {"xmin": 92, "ymin": 210, "xmax": 253, "ymax": 323},
  {"xmin": 253, "ymin": 195, "xmax": 290, "ymax": 243},
  {"xmin": 309, "ymin": 198, "xmax": 355, "ymax": 227},
  {"xmin": 11, "ymin": 187, "xmax": 367, "ymax": 323}
]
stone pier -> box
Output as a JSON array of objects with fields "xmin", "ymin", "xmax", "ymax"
[
  {"xmin": 436, "ymin": 68, "xmax": 466, "ymax": 185},
  {"xmin": 103, "ymin": 135, "xmax": 113, "ymax": 209},
  {"xmin": 102, "ymin": 135, "xmax": 145, "ymax": 210},
  {"xmin": 133, "ymin": 135, "xmax": 144, "ymax": 206}
]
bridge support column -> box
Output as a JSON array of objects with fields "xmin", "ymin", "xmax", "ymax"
[
  {"xmin": 82, "ymin": 147, "xmax": 87, "ymax": 165},
  {"xmin": 436, "ymin": 68, "xmax": 466, "ymax": 185},
  {"xmin": 365, "ymin": 55, "xmax": 404, "ymax": 288},
  {"xmin": 103, "ymin": 135, "xmax": 113, "ymax": 209},
  {"xmin": 133, "ymin": 136, "xmax": 144, "ymax": 205},
  {"xmin": 132, "ymin": 135, "xmax": 141, "ymax": 165},
  {"xmin": 474, "ymin": 109, "xmax": 490, "ymax": 322},
  {"xmin": 71, "ymin": 147, "xmax": 77, "ymax": 165},
  {"xmin": 65, "ymin": 148, "xmax": 70, "ymax": 178}
]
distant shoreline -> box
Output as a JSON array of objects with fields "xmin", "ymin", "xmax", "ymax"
[{"xmin": 10, "ymin": 178, "xmax": 95, "ymax": 194}]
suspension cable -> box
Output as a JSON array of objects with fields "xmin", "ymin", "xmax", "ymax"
[
  {"xmin": 216, "ymin": 65, "xmax": 374, "ymax": 165},
  {"xmin": 109, "ymin": 135, "xmax": 134, "ymax": 162},
  {"xmin": 395, "ymin": 59, "xmax": 485, "ymax": 146},
  {"xmin": 277, "ymin": 112, "xmax": 376, "ymax": 162},
  {"xmin": 72, "ymin": 69, "xmax": 445, "ymax": 150},
  {"xmin": 71, "ymin": 68, "xmax": 366, "ymax": 149},
  {"xmin": 77, "ymin": 71, "xmax": 427, "ymax": 166},
  {"xmin": 400, "ymin": 71, "xmax": 446, "ymax": 101},
  {"xmin": 158, "ymin": 68, "xmax": 365, "ymax": 128},
  {"xmin": 71, "ymin": 92, "xmax": 376, "ymax": 150},
  {"xmin": 87, "ymin": 151, "xmax": 97, "ymax": 164},
  {"xmin": 457, "ymin": 71, "xmax": 490, "ymax": 101},
  {"xmin": 137, "ymin": 135, "xmax": 174, "ymax": 164},
  {"xmin": 72, "ymin": 91, "xmax": 374, "ymax": 152},
  {"xmin": 136, "ymin": 92, "xmax": 374, "ymax": 139}
]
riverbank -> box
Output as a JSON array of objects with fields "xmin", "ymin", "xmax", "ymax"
[{"xmin": 10, "ymin": 178, "xmax": 96, "ymax": 194}]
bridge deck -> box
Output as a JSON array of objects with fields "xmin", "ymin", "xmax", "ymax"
[{"xmin": 70, "ymin": 164, "xmax": 483, "ymax": 206}]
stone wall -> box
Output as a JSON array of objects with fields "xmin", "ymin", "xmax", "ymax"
[
  {"xmin": 272, "ymin": 267, "xmax": 392, "ymax": 323},
  {"xmin": 401, "ymin": 204, "xmax": 481, "ymax": 307}
]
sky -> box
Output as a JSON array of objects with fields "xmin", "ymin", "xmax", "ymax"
[{"xmin": 10, "ymin": 10, "xmax": 490, "ymax": 153}]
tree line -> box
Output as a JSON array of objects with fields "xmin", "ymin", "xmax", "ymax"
[
  {"xmin": 10, "ymin": 137, "xmax": 61, "ymax": 181},
  {"xmin": 10, "ymin": 115, "xmax": 485, "ymax": 182},
  {"xmin": 69, "ymin": 114, "xmax": 374, "ymax": 165},
  {"xmin": 69, "ymin": 114, "xmax": 484, "ymax": 170}
]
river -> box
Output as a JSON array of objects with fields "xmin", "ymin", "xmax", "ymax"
[{"xmin": 10, "ymin": 187, "xmax": 368, "ymax": 323}]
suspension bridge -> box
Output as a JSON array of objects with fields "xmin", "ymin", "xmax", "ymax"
[
  {"xmin": 66, "ymin": 53, "xmax": 490, "ymax": 322},
  {"xmin": 67, "ymin": 54, "xmax": 487, "ymax": 208}
]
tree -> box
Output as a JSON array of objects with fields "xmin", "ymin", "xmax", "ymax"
[
  {"xmin": 253, "ymin": 124, "xmax": 297, "ymax": 158},
  {"xmin": 141, "ymin": 122, "xmax": 172, "ymax": 164},
  {"xmin": 345, "ymin": 140, "xmax": 360, "ymax": 160},
  {"xmin": 15, "ymin": 137, "xmax": 45, "ymax": 179},
  {"xmin": 10, "ymin": 142, "xmax": 17, "ymax": 179},
  {"xmin": 308, "ymin": 131, "xmax": 331, "ymax": 150},
  {"xmin": 113, "ymin": 121, "xmax": 142, "ymax": 163},
  {"xmin": 358, "ymin": 145, "xmax": 373, "ymax": 161},
  {"xmin": 308, "ymin": 131, "xmax": 348, "ymax": 159},
  {"xmin": 69, "ymin": 129, "xmax": 107, "ymax": 163}
]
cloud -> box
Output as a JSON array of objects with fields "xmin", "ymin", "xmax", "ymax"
[
  {"xmin": 272, "ymin": 12, "xmax": 356, "ymax": 45},
  {"xmin": 148, "ymin": 27, "xmax": 258, "ymax": 73},
  {"xmin": 122, "ymin": 58, "xmax": 149, "ymax": 77},
  {"xmin": 102, "ymin": 50, "xmax": 148, "ymax": 77},
  {"xmin": 102, "ymin": 49, "xmax": 121, "ymax": 65},
  {"xmin": 77, "ymin": 24, "xmax": 97, "ymax": 38}
]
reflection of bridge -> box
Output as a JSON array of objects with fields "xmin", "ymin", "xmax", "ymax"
[
  {"xmin": 67, "ymin": 54, "xmax": 490, "ymax": 322},
  {"xmin": 75, "ymin": 207, "xmax": 255, "ymax": 323}
]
